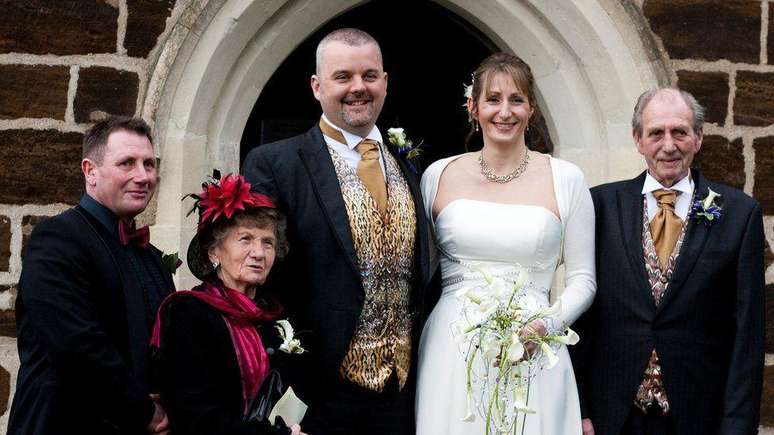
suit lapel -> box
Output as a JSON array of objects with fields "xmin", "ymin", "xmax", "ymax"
[
  {"xmin": 297, "ymin": 127, "xmax": 360, "ymax": 275},
  {"xmin": 74, "ymin": 207, "xmax": 151, "ymax": 384},
  {"xmin": 616, "ymin": 172, "xmax": 655, "ymax": 310},
  {"xmin": 657, "ymin": 169, "xmax": 711, "ymax": 313},
  {"xmin": 384, "ymin": 143, "xmax": 430, "ymax": 288}
]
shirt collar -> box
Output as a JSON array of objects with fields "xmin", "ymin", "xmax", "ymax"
[
  {"xmin": 642, "ymin": 171, "xmax": 693, "ymax": 195},
  {"xmin": 321, "ymin": 114, "xmax": 382, "ymax": 150},
  {"xmin": 79, "ymin": 193, "xmax": 120, "ymax": 239}
]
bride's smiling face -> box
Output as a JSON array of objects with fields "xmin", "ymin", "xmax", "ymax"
[{"xmin": 470, "ymin": 72, "xmax": 533, "ymax": 148}]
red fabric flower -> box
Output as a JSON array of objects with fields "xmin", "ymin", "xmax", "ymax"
[{"xmin": 194, "ymin": 173, "xmax": 275, "ymax": 227}]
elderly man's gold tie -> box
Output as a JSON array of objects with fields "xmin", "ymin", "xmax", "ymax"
[
  {"xmin": 650, "ymin": 189, "xmax": 682, "ymax": 270},
  {"xmin": 356, "ymin": 139, "xmax": 387, "ymax": 216}
]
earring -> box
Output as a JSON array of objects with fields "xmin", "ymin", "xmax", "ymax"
[
  {"xmin": 475, "ymin": 121, "xmax": 479, "ymax": 132},
  {"xmin": 212, "ymin": 261, "xmax": 219, "ymax": 269}
]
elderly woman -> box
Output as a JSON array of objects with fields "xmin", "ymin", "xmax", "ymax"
[{"xmin": 151, "ymin": 172, "xmax": 305, "ymax": 435}]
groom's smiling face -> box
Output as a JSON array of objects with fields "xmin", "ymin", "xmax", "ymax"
[{"xmin": 311, "ymin": 41, "xmax": 387, "ymax": 137}]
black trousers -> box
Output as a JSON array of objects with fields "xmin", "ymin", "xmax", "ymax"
[
  {"xmin": 621, "ymin": 404, "xmax": 674, "ymax": 435},
  {"xmin": 301, "ymin": 374, "xmax": 413, "ymax": 435}
]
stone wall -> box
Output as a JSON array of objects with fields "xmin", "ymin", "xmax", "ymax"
[
  {"xmin": 0, "ymin": 0, "xmax": 175, "ymax": 426},
  {"xmin": 640, "ymin": 0, "xmax": 774, "ymax": 430},
  {"xmin": 0, "ymin": 0, "xmax": 773, "ymax": 431}
]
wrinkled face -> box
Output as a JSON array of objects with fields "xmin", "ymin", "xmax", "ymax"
[
  {"xmin": 210, "ymin": 225, "xmax": 277, "ymax": 294},
  {"xmin": 83, "ymin": 130, "xmax": 157, "ymax": 220},
  {"xmin": 469, "ymin": 72, "xmax": 533, "ymax": 148},
  {"xmin": 635, "ymin": 91, "xmax": 702, "ymax": 187},
  {"xmin": 311, "ymin": 41, "xmax": 387, "ymax": 137}
]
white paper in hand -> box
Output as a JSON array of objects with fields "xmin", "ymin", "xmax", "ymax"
[{"xmin": 269, "ymin": 387, "xmax": 307, "ymax": 426}]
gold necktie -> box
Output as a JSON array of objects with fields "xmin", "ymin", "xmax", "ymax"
[
  {"xmin": 650, "ymin": 189, "xmax": 682, "ymax": 270},
  {"xmin": 356, "ymin": 139, "xmax": 387, "ymax": 216}
]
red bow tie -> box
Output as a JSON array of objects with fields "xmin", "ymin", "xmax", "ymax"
[{"xmin": 118, "ymin": 220, "xmax": 150, "ymax": 249}]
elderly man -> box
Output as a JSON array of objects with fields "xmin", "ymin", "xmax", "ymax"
[
  {"xmin": 571, "ymin": 88, "xmax": 764, "ymax": 435},
  {"xmin": 242, "ymin": 28, "xmax": 433, "ymax": 435},
  {"xmin": 8, "ymin": 116, "xmax": 175, "ymax": 435}
]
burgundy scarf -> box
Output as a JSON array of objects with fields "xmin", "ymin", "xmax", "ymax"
[{"xmin": 151, "ymin": 281, "xmax": 282, "ymax": 412}]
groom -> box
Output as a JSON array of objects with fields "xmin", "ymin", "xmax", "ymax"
[
  {"xmin": 571, "ymin": 88, "xmax": 764, "ymax": 434},
  {"xmin": 242, "ymin": 28, "xmax": 433, "ymax": 435}
]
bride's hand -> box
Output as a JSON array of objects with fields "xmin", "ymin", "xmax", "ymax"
[{"xmin": 519, "ymin": 319, "xmax": 547, "ymax": 357}]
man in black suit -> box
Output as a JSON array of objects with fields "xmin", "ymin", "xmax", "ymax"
[
  {"xmin": 8, "ymin": 116, "xmax": 176, "ymax": 435},
  {"xmin": 571, "ymin": 88, "xmax": 764, "ymax": 435},
  {"xmin": 242, "ymin": 28, "xmax": 432, "ymax": 435}
]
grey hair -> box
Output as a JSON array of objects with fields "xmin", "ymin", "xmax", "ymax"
[
  {"xmin": 632, "ymin": 87, "xmax": 705, "ymax": 136},
  {"xmin": 315, "ymin": 28, "xmax": 382, "ymax": 75}
]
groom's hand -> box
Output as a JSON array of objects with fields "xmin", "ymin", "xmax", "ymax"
[{"xmin": 581, "ymin": 418, "xmax": 595, "ymax": 435}]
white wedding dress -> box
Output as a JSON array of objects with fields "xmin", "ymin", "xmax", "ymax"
[{"xmin": 415, "ymin": 155, "xmax": 596, "ymax": 435}]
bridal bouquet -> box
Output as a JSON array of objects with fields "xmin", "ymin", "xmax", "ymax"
[{"xmin": 453, "ymin": 267, "xmax": 579, "ymax": 435}]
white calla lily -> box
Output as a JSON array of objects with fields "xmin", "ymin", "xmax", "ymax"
[
  {"xmin": 702, "ymin": 187, "xmax": 721, "ymax": 210},
  {"xmin": 554, "ymin": 328, "xmax": 580, "ymax": 345},
  {"xmin": 507, "ymin": 334, "xmax": 525, "ymax": 362},
  {"xmin": 275, "ymin": 319, "xmax": 305, "ymax": 354},
  {"xmin": 540, "ymin": 342, "xmax": 559, "ymax": 369}
]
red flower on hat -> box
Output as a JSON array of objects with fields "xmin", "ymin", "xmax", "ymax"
[{"xmin": 187, "ymin": 171, "xmax": 275, "ymax": 228}]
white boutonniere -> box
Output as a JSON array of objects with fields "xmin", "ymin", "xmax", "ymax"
[
  {"xmin": 275, "ymin": 319, "xmax": 305, "ymax": 354},
  {"xmin": 691, "ymin": 187, "xmax": 723, "ymax": 227},
  {"xmin": 387, "ymin": 127, "xmax": 423, "ymax": 172}
]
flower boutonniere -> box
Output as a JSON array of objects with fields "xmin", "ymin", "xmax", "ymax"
[
  {"xmin": 387, "ymin": 127, "xmax": 423, "ymax": 172},
  {"xmin": 161, "ymin": 252, "xmax": 183, "ymax": 275},
  {"xmin": 275, "ymin": 319, "xmax": 305, "ymax": 354},
  {"xmin": 691, "ymin": 187, "xmax": 723, "ymax": 226}
]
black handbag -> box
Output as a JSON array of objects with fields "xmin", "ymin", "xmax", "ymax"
[{"xmin": 244, "ymin": 369, "xmax": 291, "ymax": 434}]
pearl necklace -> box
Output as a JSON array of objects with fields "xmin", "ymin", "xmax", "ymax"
[{"xmin": 478, "ymin": 150, "xmax": 531, "ymax": 184}]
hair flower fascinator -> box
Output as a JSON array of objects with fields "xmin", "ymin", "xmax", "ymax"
[
  {"xmin": 186, "ymin": 169, "xmax": 276, "ymax": 229},
  {"xmin": 185, "ymin": 170, "xmax": 277, "ymax": 280}
]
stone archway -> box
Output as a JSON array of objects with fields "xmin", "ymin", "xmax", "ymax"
[{"xmin": 148, "ymin": 0, "xmax": 668, "ymax": 288}]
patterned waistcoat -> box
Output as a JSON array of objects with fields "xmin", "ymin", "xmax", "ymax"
[
  {"xmin": 328, "ymin": 146, "xmax": 416, "ymax": 392},
  {"xmin": 635, "ymin": 196, "xmax": 689, "ymax": 413}
]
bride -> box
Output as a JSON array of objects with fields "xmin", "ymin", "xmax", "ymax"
[{"xmin": 415, "ymin": 53, "xmax": 596, "ymax": 435}]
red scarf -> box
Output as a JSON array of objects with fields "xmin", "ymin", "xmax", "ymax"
[{"xmin": 151, "ymin": 281, "xmax": 282, "ymax": 412}]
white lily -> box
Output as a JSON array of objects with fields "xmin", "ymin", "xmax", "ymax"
[
  {"xmin": 461, "ymin": 392, "xmax": 476, "ymax": 422},
  {"xmin": 702, "ymin": 187, "xmax": 721, "ymax": 210},
  {"xmin": 513, "ymin": 384, "xmax": 535, "ymax": 413},
  {"xmin": 507, "ymin": 333, "xmax": 525, "ymax": 362},
  {"xmin": 275, "ymin": 319, "xmax": 305, "ymax": 354},
  {"xmin": 554, "ymin": 328, "xmax": 580, "ymax": 345},
  {"xmin": 540, "ymin": 342, "xmax": 559, "ymax": 369}
]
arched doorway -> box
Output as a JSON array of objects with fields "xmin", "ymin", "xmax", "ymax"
[
  {"xmin": 241, "ymin": 1, "xmax": 554, "ymax": 165},
  {"xmin": 149, "ymin": 0, "xmax": 667, "ymax": 288}
]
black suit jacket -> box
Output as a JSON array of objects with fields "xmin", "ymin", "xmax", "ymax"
[
  {"xmin": 241, "ymin": 125, "xmax": 434, "ymax": 408},
  {"xmin": 8, "ymin": 205, "xmax": 175, "ymax": 435},
  {"xmin": 570, "ymin": 169, "xmax": 764, "ymax": 435}
]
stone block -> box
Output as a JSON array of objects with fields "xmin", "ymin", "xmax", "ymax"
[
  {"xmin": 0, "ymin": 0, "xmax": 118, "ymax": 55},
  {"xmin": 755, "ymin": 136, "xmax": 774, "ymax": 214},
  {"xmin": 0, "ymin": 286, "xmax": 13, "ymax": 338},
  {"xmin": 735, "ymin": 72, "xmax": 774, "ymax": 127},
  {"xmin": 0, "ymin": 65, "xmax": 69, "ymax": 120},
  {"xmin": 0, "ymin": 216, "xmax": 9, "ymax": 272},
  {"xmin": 643, "ymin": 0, "xmax": 760, "ymax": 63},
  {"xmin": 22, "ymin": 215, "xmax": 48, "ymax": 259},
  {"xmin": 692, "ymin": 135, "xmax": 744, "ymax": 190},
  {"xmin": 125, "ymin": 0, "xmax": 175, "ymax": 58},
  {"xmin": 676, "ymin": 71, "xmax": 728, "ymax": 126},
  {"xmin": 75, "ymin": 67, "xmax": 139, "ymax": 123},
  {"xmin": 0, "ymin": 363, "xmax": 8, "ymax": 416},
  {"xmin": 0, "ymin": 130, "xmax": 83, "ymax": 205},
  {"xmin": 766, "ymin": 240, "xmax": 774, "ymax": 275}
]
